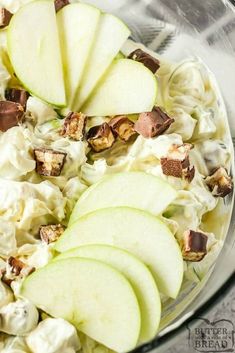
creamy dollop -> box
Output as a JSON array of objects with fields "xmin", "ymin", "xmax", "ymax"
[
  {"xmin": 0, "ymin": 282, "xmax": 14, "ymax": 309},
  {"xmin": 0, "ymin": 127, "xmax": 35, "ymax": 180},
  {"xmin": 0, "ymin": 299, "xmax": 39, "ymax": 335},
  {"xmin": 1, "ymin": 336, "xmax": 30, "ymax": 353},
  {"xmin": 0, "ymin": 179, "xmax": 66, "ymax": 237},
  {"xmin": 26, "ymin": 318, "xmax": 81, "ymax": 353}
]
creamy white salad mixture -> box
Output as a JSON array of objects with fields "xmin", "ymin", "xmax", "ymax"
[{"xmin": 0, "ymin": 0, "xmax": 234, "ymax": 352}]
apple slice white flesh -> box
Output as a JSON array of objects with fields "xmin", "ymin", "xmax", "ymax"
[
  {"xmin": 69, "ymin": 172, "xmax": 177, "ymax": 224},
  {"xmin": 55, "ymin": 207, "xmax": 184, "ymax": 298},
  {"xmin": 72, "ymin": 13, "xmax": 130, "ymax": 111},
  {"xmin": 57, "ymin": 3, "xmax": 100, "ymax": 109},
  {"xmin": 7, "ymin": 1, "xmax": 66, "ymax": 106},
  {"xmin": 21, "ymin": 258, "xmax": 141, "ymax": 352},
  {"xmin": 55, "ymin": 244, "xmax": 161, "ymax": 343},
  {"xmin": 82, "ymin": 59, "xmax": 158, "ymax": 116}
]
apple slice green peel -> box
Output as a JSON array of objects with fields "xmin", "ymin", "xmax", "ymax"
[
  {"xmin": 21, "ymin": 258, "xmax": 141, "ymax": 352},
  {"xmin": 55, "ymin": 207, "xmax": 184, "ymax": 299},
  {"xmin": 57, "ymin": 3, "xmax": 101, "ymax": 109},
  {"xmin": 7, "ymin": 1, "xmax": 66, "ymax": 106},
  {"xmin": 72, "ymin": 13, "xmax": 130, "ymax": 111},
  {"xmin": 82, "ymin": 59, "xmax": 158, "ymax": 116},
  {"xmin": 69, "ymin": 172, "xmax": 177, "ymax": 224},
  {"xmin": 54, "ymin": 244, "xmax": 161, "ymax": 343}
]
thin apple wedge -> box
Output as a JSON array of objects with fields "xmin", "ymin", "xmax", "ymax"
[
  {"xmin": 21, "ymin": 258, "xmax": 141, "ymax": 352},
  {"xmin": 57, "ymin": 3, "xmax": 100, "ymax": 109},
  {"xmin": 69, "ymin": 172, "xmax": 177, "ymax": 224},
  {"xmin": 55, "ymin": 207, "xmax": 184, "ymax": 299},
  {"xmin": 7, "ymin": 1, "xmax": 66, "ymax": 106},
  {"xmin": 73, "ymin": 13, "xmax": 130, "ymax": 111},
  {"xmin": 82, "ymin": 59, "xmax": 158, "ymax": 116},
  {"xmin": 54, "ymin": 244, "xmax": 161, "ymax": 343}
]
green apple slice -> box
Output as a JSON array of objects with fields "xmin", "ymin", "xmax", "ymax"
[
  {"xmin": 55, "ymin": 207, "xmax": 184, "ymax": 298},
  {"xmin": 7, "ymin": 1, "xmax": 66, "ymax": 106},
  {"xmin": 21, "ymin": 258, "xmax": 141, "ymax": 352},
  {"xmin": 82, "ymin": 59, "xmax": 158, "ymax": 116},
  {"xmin": 72, "ymin": 13, "xmax": 130, "ymax": 111},
  {"xmin": 55, "ymin": 244, "xmax": 161, "ymax": 343},
  {"xmin": 69, "ymin": 172, "xmax": 177, "ymax": 224},
  {"xmin": 57, "ymin": 3, "xmax": 100, "ymax": 109}
]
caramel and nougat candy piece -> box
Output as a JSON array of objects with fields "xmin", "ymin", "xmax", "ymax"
[
  {"xmin": 61, "ymin": 112, "xmax": 87, "ymax": 141},
  {"xmin": 5, "ymin": 88, "xmax": 30, "ymax": 110},
  {"xmin": 160, "ymin": 143, "xmax": 195, "ymax": 182},
  {"xmin": 0, "ymin": 101, "xmax": 24, "ymax": 132},
  {"xmin": 34, "ymin": 148, "xmax": 67, "ymax": 177},
  {"xmin": 134, "ymin": 107, "xmax": 174, "ymax": 139},
  {"xmin": 54, "ymin": 0, "xmax": 70, "ymax": 12},
  {"xmin": 87, "ymin": 123, "xmax": 115, "ymax": 152},
  {"xmin": 40, "ymin": 224, "xmax": 65, "ymax": 244},
  {"xmin": 0, "ymin": 8, "xmax": 13, "ymax": 28},
  {"xmin": 109, "ymin": 116, "xmax": 136, "ymax": 142},
  {"xmin": 205, "ymin": 167, "xmax": 233, "ymax": 198},
  {"xmin": 1, "ymin": 257, "xmax": 35, "ymax": 286},
  {"xmin": 181, "ymin": 230, "xmax": 208, "ymax": 262},
  {"xmin": 128, "ymin": 49, "xmax": 160, "ymax": 74}
]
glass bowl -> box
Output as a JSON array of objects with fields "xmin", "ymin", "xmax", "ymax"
[{"xmin": 84, "ymin": 0, "xmax": 235, "ymax": 351}]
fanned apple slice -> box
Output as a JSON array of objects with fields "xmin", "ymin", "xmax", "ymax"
[
  {"xmin": 57, "ymin": 3, "xmax": 100, "ymax": 109},
  {"xmin": 69, "ymin": 172, "xmax": 177, "ymax": 224},
  {"xmin": 7, "ymin": 1, "xmax": 66, "ymax": 106},
  {"xmin": 82, "ymin": 59, "xmax": 158, "ymax": 116},
  {"xmin": 55, "ymin": 207, "xmax": 184, "ymax": 299},
  {"xmin": 21, "ymin": 258, "xmax": 141, "ymax": 352},
  {"xmin": 72, "ymin": 13, "xmax": 130, "ymax": 111},
  {"xmin": 55, "ymin": 244, "xmax": 161, "ymax": 343}
]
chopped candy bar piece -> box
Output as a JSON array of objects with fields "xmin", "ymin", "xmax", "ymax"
[
  {"xmin": 161, "ymin": 158, "xmax": 185, "ymax": 178},
  {"xmin": 87, "ymin": 123, "xmax": 115, "ymax": 152},
  {"xmin": 205, "ymin": 166, "xmax": 233, "ymax": 197},
  {"xmin": 183, "ymin": 166, "xmax": 195, "ymax": 183},
  {"xmin": 5, "ymin": 88, "xmax": 30, "ymax": 110},
  {"xmin": 109, "ymin": 116, "xmax": 136, "ymax": 142},
  {"xmin": 40, "ymin": 224, "xmax": 65, "ymax": 244},
  {"xmin": 34, "ymin": 148, "xmax": 67, "ymax": 177},
  {"xmin": 134, "ymin": 107, "xmax": 174, "ymax": 138},
  {"xmin": 0, "ymin": 101, "xmax": 24, "ymax": 132},
  {"xmin": 0, "ymin": 8, "xmax": 13, "ymax": 28},
  {"xmin": 61, "ymin": 112, "xmax": 87, "ymax": 141},
  {"xmin": 2, "ymin": 257, "xmax": 35, "ymax": 286},
  {"xmin": 54, "ymin": 0, "xmax": 70, "ymax": 12},
  {"xmin": 160, "ymin": 143, "xmax": 195, "ymax": 182},
  {"xmin": 182, "ymin": 230, "xmax": 208, "ymax": 262},
  {"xmin": 128, "ymin": 49, "xmax": 160, "ymax": 74}
]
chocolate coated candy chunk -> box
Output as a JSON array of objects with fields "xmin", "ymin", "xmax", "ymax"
[
  {"xmin": 128, "ymin": 49, "xmax": 160, "ymax": 74},
  {"xmin": 109, "ymin": 116, "xmax": 136, "ymax": 142},
  {"xmin": 160, "ymin": 143, "xmax": 195, "ymax": 182},
  {"xmin": 134, "ymin": 107, "xmax": 174, "ymax": 138},
  {"xmin": 0, "ymin": 101, "xmax": 24, "ymax": 132},
  {"xmin": 0, "ymin": 8, "xmax": 13, "ymax": 28},
  {"xmin": 2, "ymin": 257, "xmax": 35, "ymax": 286},
  {"xmin": 161, "ymin": 158, "xmax": 187, "ymax": 178},
  {"xmin": 40, "ymin": 224, "xmax": 65, "ymax": 244},
  {"xmin": 182, "ymin": 230, "xmax": 208, "ymax": 262},
  {"xmin": 205, "ymin": 166, "xmax": 233, "ymax": 197},
  {"xmin": 61, "ymin": 112, "xmax": 87, "ymax": 141},
  {"xmin": 54, "ymin": 0, "xmax": 70, "ymax": 12},
  {"xmin": 34, "ymin": 148, "xmax": 67, "ymax": 177},
  {"xmin": 87, "ymin": 123, "xmax": 115, "ymax": 152},
  {"xmin": 5, "ymin": 88, "xmax": 29, "ymax": 110}
]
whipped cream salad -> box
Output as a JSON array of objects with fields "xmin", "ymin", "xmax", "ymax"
[{"xmin": 0, "ymin": 0, "xmax": 234, "ymax": 352}]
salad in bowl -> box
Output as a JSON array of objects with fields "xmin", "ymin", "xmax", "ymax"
[{"xmin": 0, "ymin": 0, "xmax": 233, "ymax": 352}]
